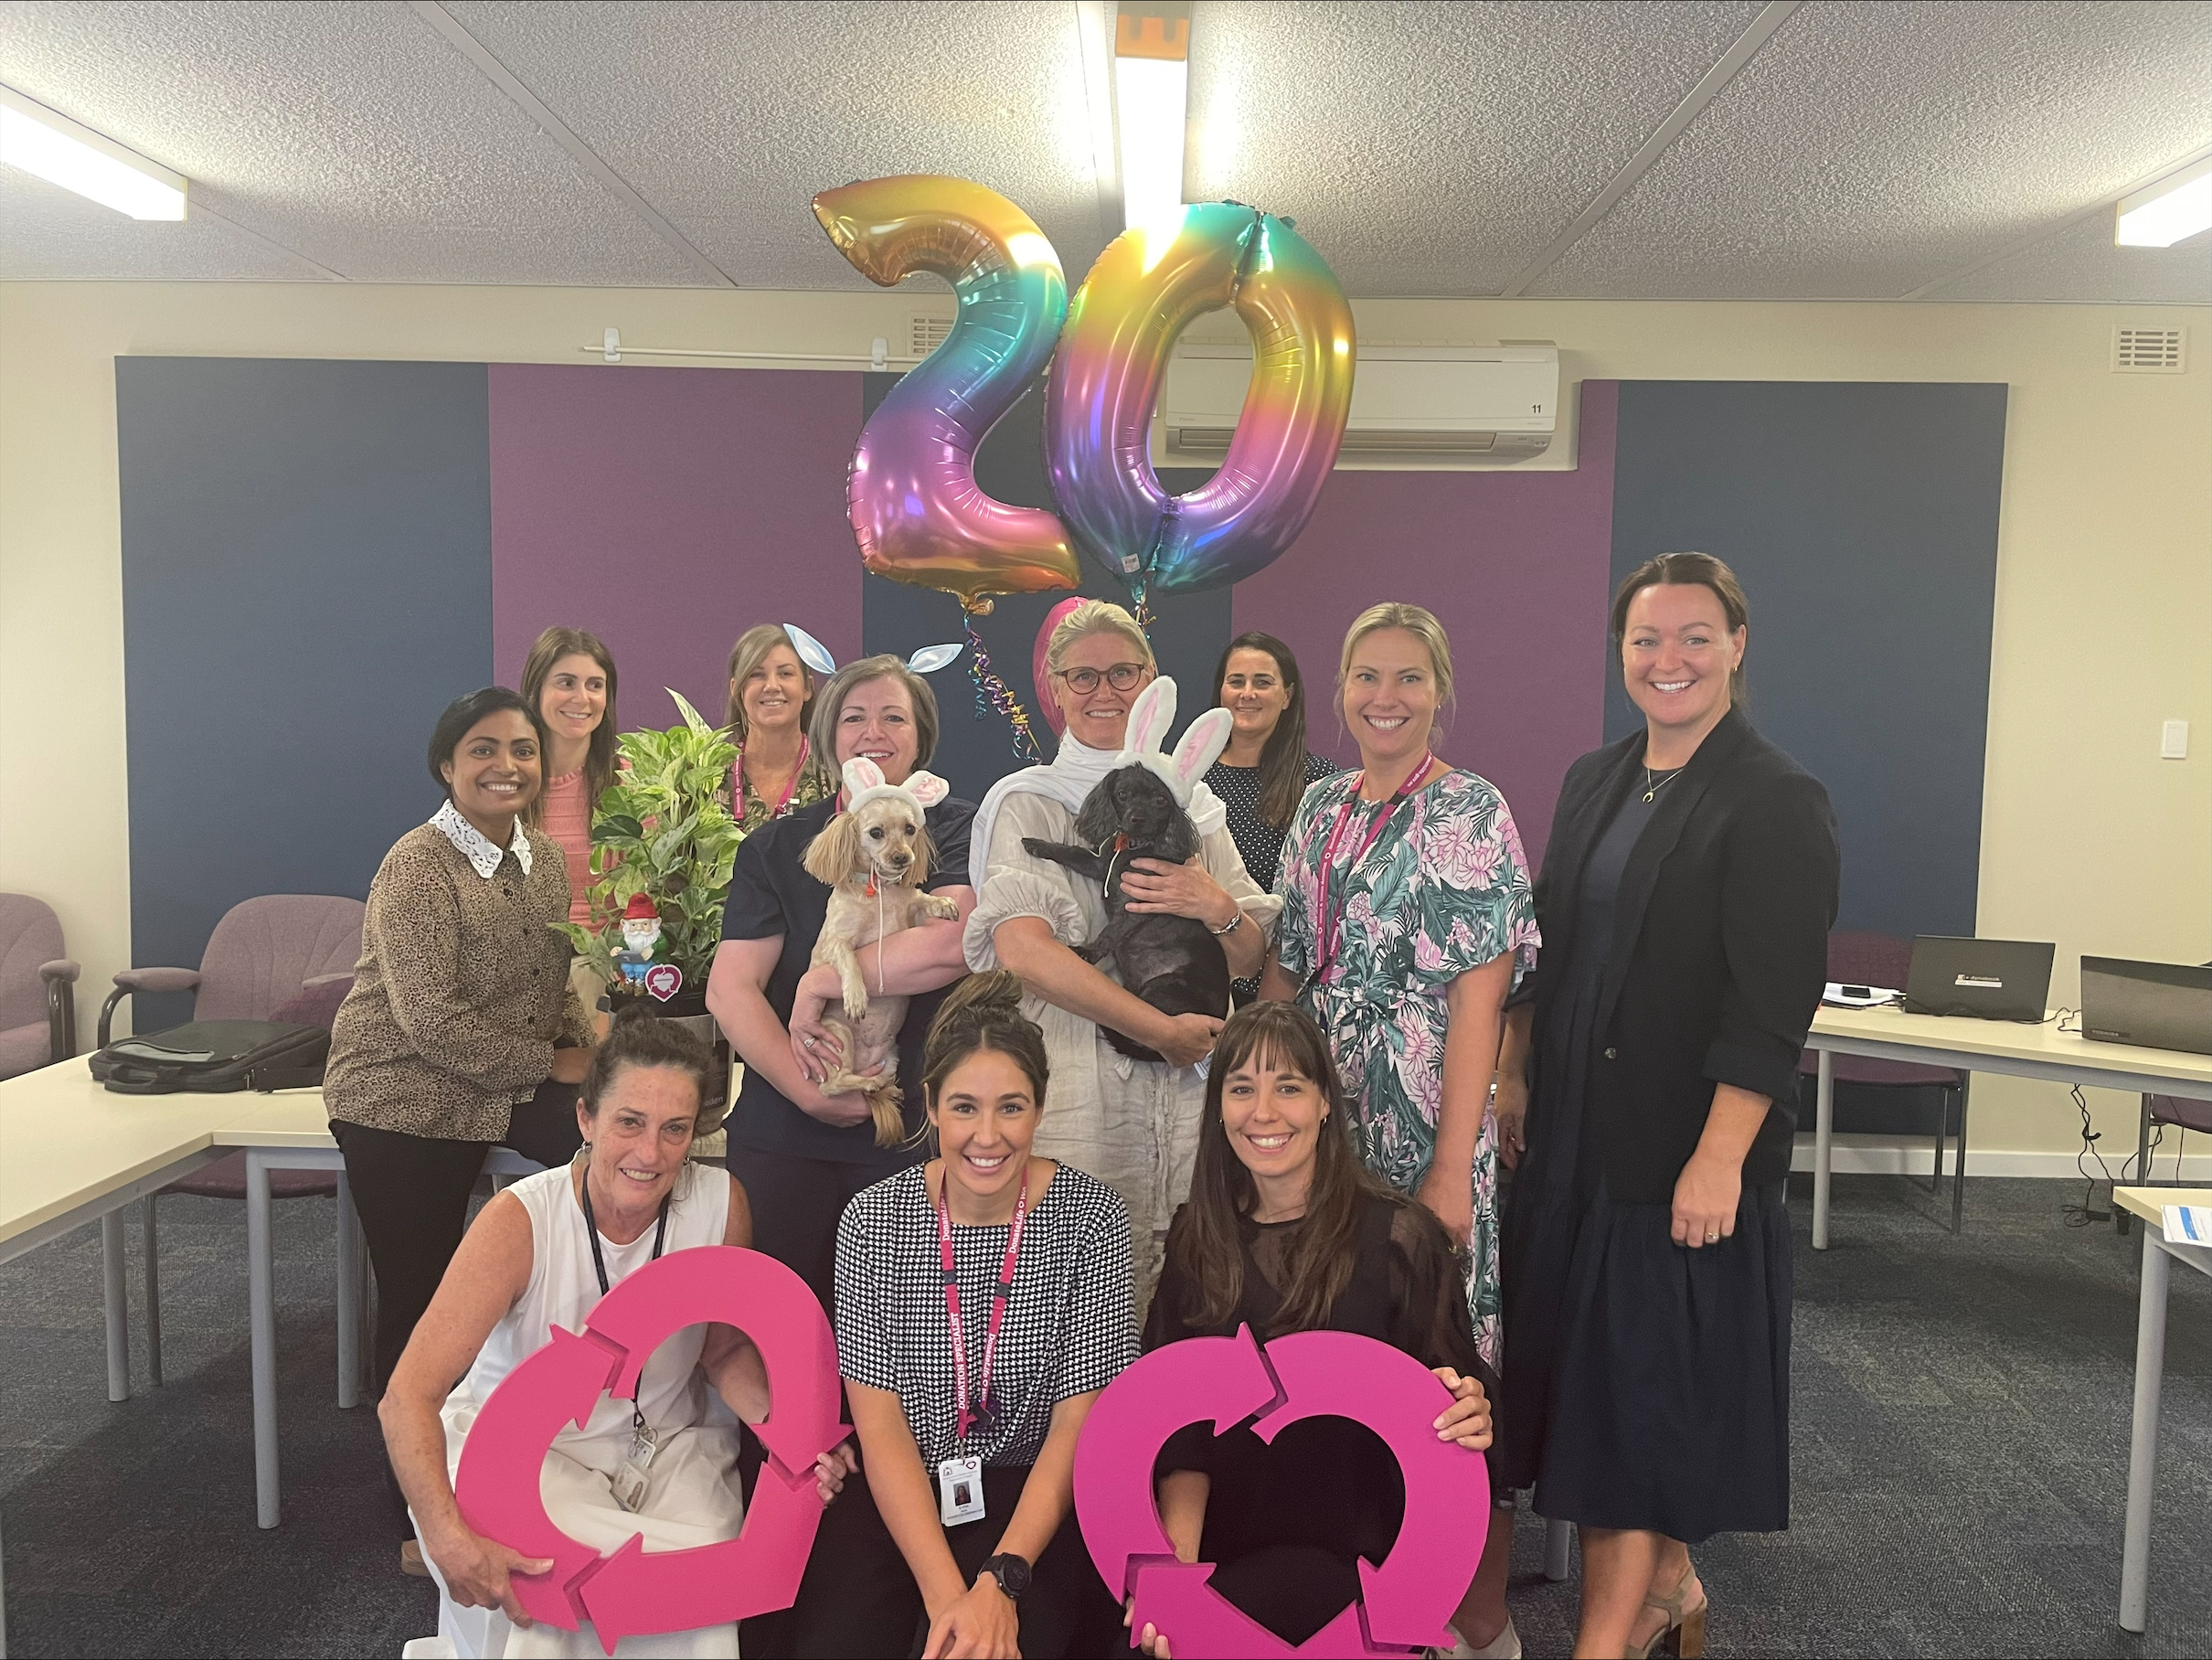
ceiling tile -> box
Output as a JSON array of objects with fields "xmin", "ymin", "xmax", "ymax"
[
  {"xmin": 1528, "ymin": 0, "xmax": 2212, "ymax": 299},
  {"xmin": 1184, "ymin": 0, "xmax": 1766, "ymax": 297},
  {"xmin": 1919, "ymin": 210, "xmax": 2212, "ymax": 304},
  {"xmin": 0, "ymin": 0, "xmax": 702, "ymax": 284},
  {"xmin": 442, "ymin": 0, "xmax": 1111, "ymax": 291},
  {"xmin": 0, "ymin": 165, "xmax": 331, "ymax": 280}
]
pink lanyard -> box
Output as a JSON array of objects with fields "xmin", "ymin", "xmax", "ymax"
[
  {"xmin": 936, "ymin": 1166, "xmax": 1028, "ymax": 1442},
  {"xmin": 735, "ymin": 736, "xmax": 809, "ymax": 822},
  {"xmin": 1314, "ymin": 753, "xmax": 1435, "ymax": 984}
]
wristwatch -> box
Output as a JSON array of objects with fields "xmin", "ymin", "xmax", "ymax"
[{"xmin": 980, "ymin": 1552, "xmax": 1032, "ymax": 1601}]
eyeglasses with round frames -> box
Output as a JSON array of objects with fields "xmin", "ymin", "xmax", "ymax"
[{"xmin": 1052, "ymin": 663, "xmax": 1149, "ymax": 695}]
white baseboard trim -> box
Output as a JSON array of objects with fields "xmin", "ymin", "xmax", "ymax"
[{"xmin": 1789, "ymin": 1137, "xmax": 2212, "ymax": 1181}]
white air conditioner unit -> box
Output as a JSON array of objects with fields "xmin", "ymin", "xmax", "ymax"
[{"xmin": 1164, "ymin": 344, "xmax": 1559, "ymax": 461}]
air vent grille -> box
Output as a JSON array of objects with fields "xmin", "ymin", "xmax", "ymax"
[
  {"xmin": 2113, "ymin": 327, "xmax": 2185, "ymax": 373},
  {"xmin": 909, "ymin": 314, "xmax": 953, "ymax": 357}
]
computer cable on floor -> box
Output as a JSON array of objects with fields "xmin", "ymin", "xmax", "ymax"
[{"xmin": 2063, "ymin": 1082, "xmax": 2114, "ymax": 1228}]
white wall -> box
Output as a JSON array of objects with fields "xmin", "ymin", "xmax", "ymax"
[{"xmin": 2, "ymin": 281, "xmax": 2205, "ymax": 1166}]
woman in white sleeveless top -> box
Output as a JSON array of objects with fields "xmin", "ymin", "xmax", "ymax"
[{"xmin": 380, "ymin": 1008, "xmax": 854, "ymax": 1658}]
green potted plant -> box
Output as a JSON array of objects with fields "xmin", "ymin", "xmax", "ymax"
[{"xmin": 556, "ymin": 691, "xmax": 743, "ymax": 1096}]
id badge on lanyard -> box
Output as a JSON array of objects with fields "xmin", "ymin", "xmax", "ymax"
[
  {"xmin": 935, "ymin": 1167, "xmax": 1027, "ymax": 1527},
  {"xmin": 1304, "ymin": 754, "xmax": 1434, "ymax": 996},
  {"xmin": 582, "ymin": 1175, "xmax": 671, "ymax": 1515}
]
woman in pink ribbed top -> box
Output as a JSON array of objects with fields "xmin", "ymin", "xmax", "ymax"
[{"xmin": 521, "ymin": 626, "xmax": 620, "ymax": 925}]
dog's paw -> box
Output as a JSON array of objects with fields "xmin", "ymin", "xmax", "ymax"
[{"xmin": 920, "ymin": 893, "xmax": 962, "ymax": 921}]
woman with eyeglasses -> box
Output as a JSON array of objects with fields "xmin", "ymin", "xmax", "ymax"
[{"xmin": 965, "ymin": 601, "xmax": 1280, "ymax": 1307}]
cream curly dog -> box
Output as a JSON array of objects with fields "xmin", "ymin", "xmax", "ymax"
[{"xmin": 801, "ymin": 758, "xmax": 962, "ymax": 1144}]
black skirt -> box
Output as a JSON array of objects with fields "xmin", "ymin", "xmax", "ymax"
[{"xmin": 1500, "ymin": 961, "xmax": 1792, "ymax": 1542}]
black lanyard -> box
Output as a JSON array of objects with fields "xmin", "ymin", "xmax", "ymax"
[{"xmin": 580, "ymin": 1174, "xmax": 671, "ymax": 1436}]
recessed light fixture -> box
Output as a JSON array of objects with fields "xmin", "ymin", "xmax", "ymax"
[
  {"xmin": 0, "ymin": 83, "xmax": 186, "ymax": 220},
  {"xmin": 1114, "ymin": 4, "xmax": 1191, "ymax": 232},
  {"xmin": 2116, "ymin": 156, "xmax": 2211, "ymax": 249}
]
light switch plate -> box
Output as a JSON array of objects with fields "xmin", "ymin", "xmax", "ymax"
[{"xmin": 2162, "ymin": 719, "xmax": 2190, "ymax": 760}]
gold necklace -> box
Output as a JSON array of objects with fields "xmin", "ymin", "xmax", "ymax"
[{"xmin": 1643, "ymin": 765, "xmax": 1682, "ymax": 803}]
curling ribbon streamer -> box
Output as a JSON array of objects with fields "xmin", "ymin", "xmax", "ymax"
[{"xmin": 964, "ymin": 613, "xmax": 1045, "ymax": 767}]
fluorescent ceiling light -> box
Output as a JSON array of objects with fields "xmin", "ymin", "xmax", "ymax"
[
  {"xmin": 1113, "ymin": 8, "xmax": 1190, "ymax": 233},
  {"xmin": 0, "ymin": 84, "xmax": 186, "ymax": 220},
  {"xmin": 2116, "ymin": 156, "xmax": 2212, "ymax": 249}
]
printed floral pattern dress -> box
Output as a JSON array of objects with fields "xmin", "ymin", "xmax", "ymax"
[{"xmin": 1273, "ymin": 768, "xmax": 1540, "ymax": 1364}]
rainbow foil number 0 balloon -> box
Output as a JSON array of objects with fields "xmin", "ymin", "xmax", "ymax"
[{"xmin": 816, "ymin": 178, "xmax": 1355, "ymax": 613}]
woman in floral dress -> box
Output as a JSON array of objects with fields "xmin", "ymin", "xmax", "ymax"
[{"xmin": 1259, "ymin": 603, "xmax": 1538, "ymax": 1366}]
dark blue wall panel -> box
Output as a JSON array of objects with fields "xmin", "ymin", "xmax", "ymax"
[
  {"xmin": 117, "ymin": 357, "xmax": 493, "ymax": 1011},
  {"xmin": 858, "ymin": 374, "xmax": 1230, "ymax": 804},
  {"xmin": 1607, "ymin": 380, "xmax": 2007, "ymax": 939}
]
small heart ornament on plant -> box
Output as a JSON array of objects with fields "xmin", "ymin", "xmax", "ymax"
[{"xmin": 643, "ymin": 963, "xmax": 684, "ymax": 1003}]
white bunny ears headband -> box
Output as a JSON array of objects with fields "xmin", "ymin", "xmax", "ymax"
[
  {"xmin": 840, "ymin": 756, "xmax": 950, "ymax": 819},
  {"xmin": 783, "ymin": 622, "xmax": 963, "ymax": 680},
  {"xmin": 1116, "ymin": 677, "xmax": 1232, "ymax": 808}
]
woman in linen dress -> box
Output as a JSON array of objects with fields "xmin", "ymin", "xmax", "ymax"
[
  {"xmin": 380, "ymin": 1008, "xmax": 852, "ymax": 1659},
  {"xmin": 964, "ymin": 601, "xmax": 1280, "ymax": 1306}
]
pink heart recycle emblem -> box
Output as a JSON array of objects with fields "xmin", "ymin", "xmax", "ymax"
[
  {"xmin": 1074, "ymin": 1325, "xmax": 1489, "ymax": 1657},
  {"xmin": 452, "ymin": 1247, "xmax": 847, "ymax": 1648},
  {"xmin": 643, "ymin": 962, "xmax": 683, "ymax": 1002}
]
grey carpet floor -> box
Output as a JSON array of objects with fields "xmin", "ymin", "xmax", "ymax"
[{"xmin": 2, "ymin": 1173, "xmax": 2207, "ymax": 1657}]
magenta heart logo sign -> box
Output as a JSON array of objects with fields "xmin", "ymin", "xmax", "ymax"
[
  {"xmin": 1074, "ymin": 1325, "xmax": 1488, "ymax": 1657},
  {"xmin": 452, "ymin": 1248, "xmax": 847, "ymax": 1647},
  {"xmin": 643, "ymin": 963, "xmax": 683, "ymax": 1003}
]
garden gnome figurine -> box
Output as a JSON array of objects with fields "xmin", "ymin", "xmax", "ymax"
[{"xmin": 615, "ymin": 893, "xmax": 662, "ymax": 988}]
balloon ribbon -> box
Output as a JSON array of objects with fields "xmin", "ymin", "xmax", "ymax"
[{"xmin": 964, "ymin": 612, "xmax": 1045, "ymax": 766}]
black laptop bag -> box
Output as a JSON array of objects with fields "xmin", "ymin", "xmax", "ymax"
[{"xmin": 90, "ymin": 1020, "xmax": 331, "ymax": 1094}]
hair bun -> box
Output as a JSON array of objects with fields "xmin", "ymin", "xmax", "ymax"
[
  {"xmin": 935, "ymin": 968, "xmax": 1025, "ymax": 1026},
  {"xmin": 609, "ymin": 998, "xmax": 657, "ymax": 1031}
]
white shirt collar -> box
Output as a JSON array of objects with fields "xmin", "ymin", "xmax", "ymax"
[{"xmin": 431, "ymin": 799, "xmax": 534, "ymax": 880}]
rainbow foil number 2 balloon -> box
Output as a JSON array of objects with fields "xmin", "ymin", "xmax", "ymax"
[{"xmin": 815, "ymin": 180, "xmax": 1355, "ymax": 613}]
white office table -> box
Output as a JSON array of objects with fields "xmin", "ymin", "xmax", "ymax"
[
  {"xmin": 0, "ymin": 1063, "xmax": 537, "ymax": 1527},
  {"xmin": 1803, "ymin": 1006, "xmax": 2212, "ymax": 1250},
  {"xmin": 2113, "ymin": 1185, "xmax": 2211, "ymax": 1635}
]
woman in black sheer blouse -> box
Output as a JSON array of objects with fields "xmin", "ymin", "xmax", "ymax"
[{"xmin": 1136, "ymin": 1001, "xmax": 1511, "ymax": 1659}]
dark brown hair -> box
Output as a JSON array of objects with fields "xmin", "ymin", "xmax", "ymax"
[
  {"xmin": 808, "ymin": 654, "xmax": 942, "ymax": 773},
  {"xmin": 427, "ymin": 687, "xmax": 543, "ymax": 798},
  {"xmin": 1171, "ymin": 1000, "xmax": 1397, "ymax": 1333},
  {"xmin": 1212, "ymin": 631, "xmax": 1312, "ymax": 830},
  {"xmin": 920, "ymin": 971, "xmax": 1049, "ymax": 1115},
  {"xmin": 1608, "ymin": 551, "xmax": 1749, "ymax": 701},
  {"xmin": 519, "ymin": 626, "xmax": 619, "ymax": 823},
  {"xmin": 581, "ymin": 1001, "xmax": 721, "ymax": 1134}
]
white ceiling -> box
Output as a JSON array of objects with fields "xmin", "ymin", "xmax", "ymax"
[{"xmin": 1, "ymin": 0, "xmax": 2207, "ymax": 303}]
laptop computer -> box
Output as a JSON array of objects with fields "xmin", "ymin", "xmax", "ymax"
[
  {"xmin": 2080, "ymin": 957, "xmax": 2212, "ymax": 1057},
  {"xmin": 1904, "ymin": 936, "xmax": 2055, "ymax": 1022}
]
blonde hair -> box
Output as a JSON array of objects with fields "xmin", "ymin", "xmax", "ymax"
[
  {"xmin": 1043, "ymin": 600, "xmax": 1154, "ymax": 676},
  {"xmin": 1337, "ymin": 602, "xmax": 1454, "ymax": 709},
  {"xmin": 724, "ymin": 623, "xmax": 815, "ymax": 743}
]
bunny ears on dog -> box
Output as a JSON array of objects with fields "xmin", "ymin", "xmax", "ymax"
[
  {"xmin": 841, "ymin": 756, "xmax": 951, "ymax": 818},
  {"xmin": 1115, "ymin": 678, "xmax": 1232, "ymax": 809}
]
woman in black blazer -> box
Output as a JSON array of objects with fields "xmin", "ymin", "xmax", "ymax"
[{"xmin": 1494, "ymin": 553, "xmax": 1838, "ymax": 1659}]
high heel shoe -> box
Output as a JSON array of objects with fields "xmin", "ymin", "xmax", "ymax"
[{"xmin": 1624, "ymin": 1566, "xmax": 1706, "ymax": 1659}]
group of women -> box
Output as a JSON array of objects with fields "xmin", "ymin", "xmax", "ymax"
[{"xmin": 324, "ymin": 550, "xmax": 1840, "ymax": 1660}]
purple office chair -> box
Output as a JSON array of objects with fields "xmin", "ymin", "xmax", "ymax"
[
  {"xmin": 2135, "ymin": 1095, "xmax": 2212, "ymax": 1190},
  {"xmin": 0, "ymin": 893, "xmax": 79, "ymax": 1078},
  {"xmin": 1800, "ymin": 929, "xmax": 1973, "ymax": 1231},
  {"xmin": 101, "ymin": 894, "xmax": 365, "ymax": 1383}
]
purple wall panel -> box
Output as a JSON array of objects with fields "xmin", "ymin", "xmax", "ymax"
[
  {"xmin": 488, "ymin": 363, "xmax": 864, "ymax": 729},
  {"xmin": 1230, "ymin": 380, "xmax": 1618, "ymax": 866}
]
